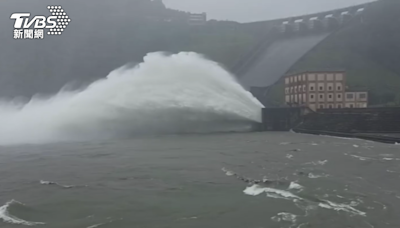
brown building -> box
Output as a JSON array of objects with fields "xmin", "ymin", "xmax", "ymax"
[{"xmin": 284, "ymin": 70, "xmax": 368, "ymax": 111}]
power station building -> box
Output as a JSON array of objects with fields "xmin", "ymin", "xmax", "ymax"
[{"xmin": 284, "ymin": 70, "xmax": 368, "ymax": 111}]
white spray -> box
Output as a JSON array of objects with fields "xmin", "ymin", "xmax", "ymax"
[{"xmin": 0, "ymin": 52, "xmax": 263, "ymax": 145}]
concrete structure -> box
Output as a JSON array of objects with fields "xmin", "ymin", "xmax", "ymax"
[
  {"xmin": 276, "ymin": 5, "xmax": 366, "ymax": 34},
  {"xmin": 188, "ymin": 13, "xmax": 207, "ymax": 25},
  {"xmin": 345, "ymin": 90, "xmax": 368, "ymax": 108},
  {"xmin": 284, "ymin": 71, "xmax": 368, "ymax": 111},
  {"xmin": 234, "ymin": 2, "xmax": 373, "ymax": 91},
  {"xmin": 260, "ymin": 107, "xmax": 312, "ymax": 131}
]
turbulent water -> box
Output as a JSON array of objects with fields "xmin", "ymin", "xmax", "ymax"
[
  {"xmin": 0, "ymin": 132, "xmax": 399, "ymax": 228},
  {"xmin": 2, "ymin": 51, "xmax": 399, "ymax": 228},
  {"xmin": 0, "ymin": 52, "xmax": 262, "ymax": 145}
]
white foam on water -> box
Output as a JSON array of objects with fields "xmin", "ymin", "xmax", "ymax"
[
  {"xmin": 40, "ymin": 180, "xmax": 80, "ymax": 188},
  {"xmin": 353, "ymin": 144, "xmax": 359, "ymax": 148},
  {"xmin": 87, "ymin": 223, "xmax": 104, "ymax": 228},
  {"xmin": 243, "ymin": 185, "xmax": 301, "ymax": 200},
  {"xmin": 305, "ymin": 160, "xmax": 328, "ymax": 166},
  {"xmin": 265, "ymin": 193, "xmax": 290, "ymax": 200},
  {"xmin": 288, "ymin": 182, "xmax": 304, "ymax": 191},
  {"xmin": 221, "ymin": 168, "xmax": 234, "ymax": 176},
  {"xmin": 318, "ymin": 200, "xmax": 366, "ymax": 216},
  {"xmin": 0, "ymin": 52, "xmax": 263, "ymax": 145},
  {"xmin": 280, "ymin": 142, "xmax": 291, "ymax": 145},
  {"xmin": 308, "ymin": 173, "xmax": 329, "ymax": 179},
  {"xmin": 350, "ymin": 155, "xmax": 371, "ymax": 161},
  {"xmin": 244, "ymin": 186, "xmax": 366, "ymax": 217},
  {"xmin": 286, "ymin": 154, "xmax": 294, "ymax": 159},
  {"xmin": 317, "ymin": 160, "xmax": 328, "ymax": 165},
  {"xmin": 350, "ymin": 201, "xmax": 360, "ymax": 207},
  {"xmin": 0, "ymin": 200, "xmax": 45, "ymax": 226},
  {"xmin": 382, "ymin": 157, "xmax": 400, "ymax": 161},
  {"xmin": 297, "ymin": 223, "xmax": 309, "ymax": 228},
  {"xmin": 243, "ymin": 185, "xmax": 267, "ymax": 196},
  {"xmin": 271, "ymin": 212, "xmax": 297, "ymax": 223},
  {"xmin": 178, "ymin": 216, "xmax": 198, "ymax": 220}
]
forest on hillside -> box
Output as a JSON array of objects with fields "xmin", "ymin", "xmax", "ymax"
[{"xmin": 0, "ymin": 0, "xmax": 262, "ymax": 98}]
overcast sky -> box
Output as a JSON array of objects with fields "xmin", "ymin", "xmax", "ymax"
[{"xmin": 163, "ymin": 0, "xmax": 375, "ymax": 22}]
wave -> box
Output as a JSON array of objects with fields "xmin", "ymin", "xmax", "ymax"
[
  {"xmin": 0, "ymin": 200, "xmax": 45, "ymax": 226},
  {"xmin": 39, "ymin": 180, "xmax": 86, "ymax": 189},
  {"xmin": 288, "ymin": 182, "xmax": 304, "ymax": 191},
  {"xmin": 0, "ymin": 52, "xmax": 263, "ymax": 145},
  {"xmin": 221, "ymin": 167, "xmax": 288, "ymax": 187},
  {"xmin": 271, "ymin": 212, "xmax": 298, "ymax": 223},
  {"xmin": 87, "ymin": 223, "xmax": 104, "ymax": 228},
  {"xmin": 243, "ymin": 185, "xmax": 366, "ymax": 217}
]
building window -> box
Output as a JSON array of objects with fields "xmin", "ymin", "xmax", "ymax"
[
  {"xmin": 319, "ymin": 105, "xmax": 324, "ymax": 109},
  {"xmin": 320, "ymin": 95, "xmax": 323, "ymax": 99},
  {"xmin": 310, "ymin": 95, "xmax": 314, "ymax": 99},
  {"xmin": 329, "ymin": 95, "xmax": 332, "ymax": 99},
  {"xmin": 310, "ymin": 86, "xmax": 314, "ymax": 91},
  {"xmin": 359, "ymin": 94, "xmax": 367, "ymax": 99},
  {"xmin": 350, "ymin": 104, "xmax": 354, "ymax": 108},
  {"xmin": 338, "ymin": 104, "xmax": 342, "ymax": 108},
  {"xmin": 319, "ymin": 86, "xmax": 323, "ymax": 91},
  {"xmin": 337, "ymin": 86, "xmax": 342, "ymax": 91},
  {"xmin": 347, "ymin": 94, "xmax": 354, "ymax": 99},
  {"xmin": 337, "ymin": 94, "xmax": 342, "ymax": 99},
  {"xmin": 329, "ymin": 105, "xmax": 333, "ymax": 109},
  {"xmin": 329, "ymin": 86, "xmax": 332, "ymax": 91}
]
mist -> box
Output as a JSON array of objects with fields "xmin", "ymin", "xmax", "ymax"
[{"xmin": 0, "ymin": 52, "xmax": 263, "ymax": 145}]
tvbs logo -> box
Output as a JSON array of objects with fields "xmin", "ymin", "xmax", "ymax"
[{"xmin": 10, "ymin": 6, "xmax": 71, "ymax": 39}]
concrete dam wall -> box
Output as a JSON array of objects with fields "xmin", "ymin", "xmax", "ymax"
[
  {"xmin": 233, "ymin": 2, "xmax": 370, "ymax": 90},
  {"xmin": 239, "ymin": 33, "xmax": 330, "ymax": 89}
]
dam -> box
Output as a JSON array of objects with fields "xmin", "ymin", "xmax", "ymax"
[{"xmin": 232, "ymin": 3, "xmax": 369, "ymax": 97}]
